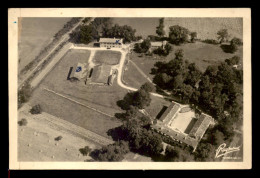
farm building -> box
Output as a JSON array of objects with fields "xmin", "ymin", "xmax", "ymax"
[
  {"xmin": 98, "ymin": 38, "xmax": 123, "ymax": 48},
  {"xmin": 90, "ymin": 64, "xmax": 112, "ymax": 85},
  {"xmin": 151, "ymin": 102, "xmax": 214, "ymax": 151},
  {"xmin": 150, "ymin": 40, "xmax": 167, "ymax": 49}
]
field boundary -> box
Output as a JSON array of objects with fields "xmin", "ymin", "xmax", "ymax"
[{"xmin": 43, "ymin": 88, "xmax": 114, "ymax": 118}]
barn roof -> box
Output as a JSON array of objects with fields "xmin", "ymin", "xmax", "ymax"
[
  {"xmin": 159, "ymin": 102, "xmax": 181, "ymax": 124},
  {"xmin": 188, "ymin": 113, "xmax": 214, "ymax": 140},
  {"xmin": 151, "ymin": 42, "xmax": 163, "ymax": 47},
  {"xmin": 99, "ymin": 38, "xmax": 123, "ymax": 44},
  {"xmin": 151, "ymin": 121, "xmax": 199, "ymax": 149},
  {"xmin": 91, "ymin": 65, "xmax": 111, "ymax": 84}
]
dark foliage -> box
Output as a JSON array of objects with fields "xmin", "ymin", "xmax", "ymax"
[
  {"xmin": 90, "ymin": 141, "xmax": 129, "ymax": 161},
  {"xmin": 30, "ymin": 104, "xmax": 42, "ymax": 114},
  {"xmin": 168, "ymin": 25, "xmax": 190, "ymax": 45},
  {"xmin": 18, "ymin": 118, "xmax": 28, "ymax": 126},
  {"xmin": 79, "ymin": 146, "xmax": 92, "ymax": 156},
  {"xmin": 18, "ymin": 82, "xmax": 32, "ymax": 108}
]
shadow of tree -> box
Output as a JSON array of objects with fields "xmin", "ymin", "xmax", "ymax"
[
  {"xmin": 220, "ymin": 44, "xmax": 236, "ymax": 53},
  {"xmin": 107, "ymin": 126, "xmax": 127, "ymax": 141},
  {"xmin": 116, "ymin": 92, "xmax": 135, "ymax": 110}
]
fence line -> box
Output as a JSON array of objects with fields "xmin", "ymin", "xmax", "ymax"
[{"xmin": 43, "ymin": 88, "xmax": 114, "ymax": 118}]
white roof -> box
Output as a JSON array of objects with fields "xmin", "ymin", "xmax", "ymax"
[
  {"xmin": 151, "ymin": 42, "xmax": 163, "ymax": 47},
  {"xmin": 99, "ymin": 38, "xmax": 123, "ymax": 43}
]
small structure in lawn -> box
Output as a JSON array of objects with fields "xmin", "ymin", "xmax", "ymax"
[
  {"xmin": 72, "ymin": 62, "xmax": 88, "ymax": 80},
  {"xmin": 150, "ymin": 40, "xmax": 167, "ymax": 49},
  {"xmin": 90, "ymin": 64, "xmax": 113, "ymax": 85}
]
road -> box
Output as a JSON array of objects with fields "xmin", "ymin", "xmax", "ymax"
[{"xmin": 18, "ymin": 18, "xmax": 84, "ymax": 90}]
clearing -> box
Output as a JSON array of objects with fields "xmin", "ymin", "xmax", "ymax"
[
  {"xmin": 29, "ymin": 49, "xmax": 127, "ymax": 138},
  {"xmin": 18, "ymin": 106, "xmax": 100, "ymax": 161},
  {"xmin": 92, "ymin": 50, "xmax": 121, "ymax": 65},
  {"xmin": 18, "ymin": 17, "xmax": 71, "ymax": 73}
]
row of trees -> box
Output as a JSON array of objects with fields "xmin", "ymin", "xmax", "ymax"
[{"xmin": 70, "ymin": 18, "xmax": 139, "ymax": 44}]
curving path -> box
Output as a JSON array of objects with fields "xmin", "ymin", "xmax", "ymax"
[{"xmin": 72, "ymin": 45, "xmax": 164, "ymax": 98}]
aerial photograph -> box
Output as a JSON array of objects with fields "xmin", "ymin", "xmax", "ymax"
[{"xmin": 17, "ymin": 17, "xmax": 243, "ymax": 162}]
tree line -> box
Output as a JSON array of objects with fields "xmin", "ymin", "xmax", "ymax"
[{"xmin": 69, "ymin": 18, "xmax": 141, "ymax": 44}]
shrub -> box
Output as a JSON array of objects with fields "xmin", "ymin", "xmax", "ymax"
[
  {"xmin": 54, "ymin": 136, "xmax": 63, "ymax": 141},
  {"xmin": 18, "ymin": 83, "xmax": 32, "ymax": 108},
  {"xmin": 18, "ymin": 118, "xmax": 28, "ymax": 126},
  {"xmin": 30, "ymin": 104, "xmax": 42, "ymax": 114},
  {"xmin": 79, "ymin": 146, "xmax": 92, "ymax": 156},
  {"xmin": 202, "ymin": 39, "xmax": 219, "ymax": 45}
]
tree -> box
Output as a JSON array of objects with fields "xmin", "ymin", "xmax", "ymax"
[
  {"xmin": 225, "ymin": 56, "xmax": 240, "ymax": 66},
  {"xmin": 210, "ymin": 130, "xmax": 225, "ymax": 146},
  {"xmin": 132, "ymin": 88, "xmax": 152, "ymax": 109},
  {"xmin": 134, "ymin": 39, "xmax": 151, "ymax": 53},
  {"xmin": 156, "ymin": 18, "xmax": 165, "ymax": 37},
  {"xmin": 172, "ymin": 74, "xmax": 184, "ymax": 89},
  {"xmin": 91, "ymin": 141, "xmax": 130, "ymax": 161},
  {"xmin": 140, "ymin": 82, "xmax": 155, "ymax": 93},
  {"xmin": 168, "ymin": 25, "xmax": 190, "ymax": 45},
  {"xmin": 185, "ymin": 63, "xmax": 202, "ymax": 87},
  {"xmin": 190, "ymin": 32, "xmax": 197, "ymax": 43},
  {"xmin": 103, "ymin": 24, "xmax": 137, "ymax": 43},
  {"xmin": 18, "ymin": 118, "xmax": 28, "ymax": 126},
  {"xmin": 217, "ymin": 29, "xmax": 229, "ymax": 43},
  {"xmin": 80, "ymin": 25, "xmax": 94, "ymax": 44},
  {"xmin": 230, "ymin": 37, "xmax": 243, "ymax": 46},
  {"xmin": 140, "ymin": 39, "xmax": 151, "ymax": 53},
  {"xmin": 30, "ymin": 104, "xmax": 42, "ymax": 114},
  {"xmin": 164, "ymin": 145, "xmax": 179, "ymax": 161},
  {"xmin": 174, "ymin": 49, "xmax": 184, "ymax": 60},
  {"xmin": 194, "ymin": 142, "xmax": 215, "ymax": 161},
  {"xmin": 79, "ymin": 146, "xmax": 92, "ymax": 156},
  {"xmin": 18, "ymin": 82, "xmax": 32, "ymax": 108}
]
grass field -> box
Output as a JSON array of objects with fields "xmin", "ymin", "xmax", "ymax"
[
  {"xmin": 123, "ymin": 61, "xmax": 150, "ymax": 89},
  {"xmin": 29, "ymin": 49, "xmax": 128, "ymax": 138},
  {"xmin": 164, "ymin": 18, "xmax": 243, "ymax": 40},
  {"xmin": 92, "ymin": 50, "xmax": 121, "ymax": 65},
  {"xmin": 18, "ymin": 18, "xmax": 71, "ymax": 73},
  {"xmin": 129, "ymin": 41, "xmax": 243, "ymax": 81},
  {"xmin": 145, "ymin": 95, "xmax": 172, "ymax": 119},
  {"xmin": 166, "ymin": 42, "xmax": 243, "ymax": 72},
  {"xmin": 112, "ymin": 18, "xmax": 159, "ymax": 38},
  {"xmin": 18, "ymin": 111, "xmax": 99, "ymax": 161}
]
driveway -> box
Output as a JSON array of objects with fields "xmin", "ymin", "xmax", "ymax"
[{"xmin": 72, "ymin": 45, "xmax": 164, "ymax": 98}]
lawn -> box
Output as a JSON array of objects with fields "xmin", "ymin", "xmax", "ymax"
[
  {"xmin": 18, "ymin": 17, "xmax": 71, "ymax": 73},
  {"xmin": 123, "ymin": 60, "xmax": 150, "ymax": 89},
  {"xmin": 145, "ymin": 95, "xmax": 172, "ymax": 119},
  {"xmin": 128, "ymin": 52, "xmax": 162, "ymax": 81},
  {"xmin": 29, "ymin": 49, "xmax": 128, "ymax": 138},
  {"xmin": 92, "ymin": 50, "xmax": 121, "ymax": 65},
  {"xmin": 129, "ymin": 41, "xmax": 243, "ymax": 80},
  {"xmin": 165, "ymin": 42, "xmax": 243, "ymax": 72}
]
